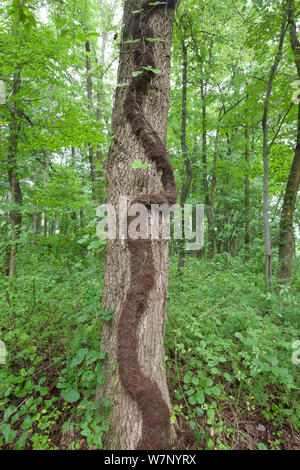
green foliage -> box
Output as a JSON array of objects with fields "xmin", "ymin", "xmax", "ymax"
[
  {"xmin": 0, "ymin": 248, "xmax": 111, "ymax": 450},
  {"xmin": 0, "ymin": 0, "xmax": 299, "ymax": 452},
  {"xmin": 166, "ymin": 255, "xmax": 300, "ymax": 450}
]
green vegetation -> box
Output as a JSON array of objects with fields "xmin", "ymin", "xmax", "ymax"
[
  {"xmin": 0, "ymin": 0, "xmax": 299, "ymax": 451},
  {"xmin": 166, "ymin": 253, "xmax": 300, "ymax": 450},
  {"xmin": 0, "ymin": 246, "xmax": 299, "ymax": 449}
]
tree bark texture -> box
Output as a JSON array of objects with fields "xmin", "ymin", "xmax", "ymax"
[{"xmin": 96, "ymin": 0, "xmax": 178, "ymax": 450}]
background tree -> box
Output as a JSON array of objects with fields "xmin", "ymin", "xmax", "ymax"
[{"xmin": 277, "ymin": 0, "xmax": 300, "ymax": 289}]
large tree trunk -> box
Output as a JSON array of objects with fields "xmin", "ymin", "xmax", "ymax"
[
  {"xmin": 96, "ymin": 0, "xmax": 178, "ymax": 450},
  {"xmin": 277, "ymin": 2, "xmax": 300, "ymax": 288}
]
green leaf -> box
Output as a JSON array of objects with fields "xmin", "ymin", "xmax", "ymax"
[
  {"xmin": 4, "ymin": 405, "xmax": 16, "ymax": 422},
  {"xmin": 188, "ymin": 395, "xmax": 196, "ymax": 405},
  {"xmin": 257, "ymin": 443, "xmax": 268, "ymax": 450},
  {"xmin": 130, "ymin": 159, "xmax": 152, "ymax": 169},
  {"xmin": 0, "ymin": 423, "xmax": 17, "ymax": 443},
  {"xmin": 195, "ymin": 391, "xmax": 205, "ymax": 404},
  {"xmin": 132, "ymin": 70, "xmax": 143, "ymax": 78},
  {"xmin": 61, "ymin": 389, "xmax": 80, "ymax": 403},
  {"xmin": 192, "ymin": 376, "xmax": 199, "ymax": 386},
  {"xmin": 124, "ymin": 39, "xmax": 140, "ymax": 44},
  {"xmin": 145, "ymin": 37, "xmax": 164, "ymax": 43},
  {"xmin": 14, "ymin": 431, "xmax": 29, "ymax": 450},
  {"xmin": 184, "ymin": 373, "xmax": 192, "ymax": 384},
  {"xmin": 71, "ymin": 348, "xmax": 88, "ymax": 366}
]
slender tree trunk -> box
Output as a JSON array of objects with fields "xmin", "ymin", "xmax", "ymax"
[
  {"xmin": 244, "ymin": 122, "xmax": 250, "ymax": 259},
  {"xmin": 43, "ymin": 151, "xmax": 49, "ymax": 238},
  {"xmin": 201, "ymin": 95, "xmax": 215, "ymax": 258},
  {"xmin": 36, "ymin": 213, "xmax": 41, "ymax": 234},
  {"xmin": 277, "ymin": 3, "xmax": 300, "ymax": 288},
  {"xmin": 80, "ymin": 209, "xmax": 84, "ymax": 229},
  {"xmin": 32, "ymin": 164, "xmax": 38, "ymax": 232},
  {"xmin": 178, "ymin": 40, "xmax": 192, "ymax": 272},
  {"xmin": 207, "ymin": 108, "xmax": 222, "ymax": 260},
  {"xmin": 51, "ymin": 217, "xmax": 57, "ymax": 237},
  {"xmin": 44, "ymin": 86, "xmax": 53, "ymax": 237},
  {"xmin": 201, "ymin": 78, "xmax": 210, "ymax": 258},
  {"xmin": 96, "ymin": 0, "xmax": 178, "ymax": 450},
  {"xmin": 94, "ymin": 0, "xmax": 117, "ymax": 203},
  {"xmin": 262, "ymin": 13, "xmax": 287, "ymax": 290},
  {"xmin": 199, "ymin": 43, "xmax": 214, "ymax": 258},
  {"xmin": 85, "ymin": 39, "xmax": 97, "ymax": 200},
  {"xmin": 7, "ymin": 71, "xmax": 23, "ymax": 277},
  {"xmin": 95, "ymin": 12, "xmax": 110, "ymax": 203}
]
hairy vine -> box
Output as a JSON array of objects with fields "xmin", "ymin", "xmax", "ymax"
[{"xmin": 117, "ymin": 0, "xmax": 177, "ymax": 450}]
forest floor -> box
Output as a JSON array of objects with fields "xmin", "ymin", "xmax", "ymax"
[
  {"xmin": 0, "ymin": 244, "xmax": 299, "ymax": 450},
  {"xmin": 170, "ymin": 375, "xmax": 300, "ymax": 450}
]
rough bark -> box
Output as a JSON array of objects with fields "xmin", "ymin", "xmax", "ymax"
[{"xmin": 96, "ymin": 0, "xmax": 178, "ymax": 450}]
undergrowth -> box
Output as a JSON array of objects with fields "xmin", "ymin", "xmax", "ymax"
[
  {"xmin": 0, "ymin": 247, "xmax": 299, "ymax": 450},
  {"xmin": 0, "ymin": 246, "xmax": 111, "ymax": 450},
  {"xmin": 165, "ymin": 253, "xmax": 300, "ymax": 450}
]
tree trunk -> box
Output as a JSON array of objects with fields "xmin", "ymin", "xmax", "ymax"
[
  {"xmin": 7, "ymin": 71, "xmax": 23, "ymax": 277},
  {"xmin": 32, "ymin": 164, "xmax": 38, "ymax": 232},
  {"xmin": 277, "ymin": 2, "xmax": 300, "ymax": 288},
  {"xmin": 44, "ymin": 86, "xmax": 53, "ymax": 237},
  {"xmin": 201, "ymin": 78, "xmax": 210, "ymax": 257},
  {"xmin": 200, "ymin": 43, "xmax": 214, "ymax": 259},
  {"xmin": 95, "ymin": 0, "xmax": 115, "ymax": 204},
  {"xmin": 85, "ymin": 39, "xmax": 97, "ymax": 200},
  {"xmin": 244, "ymin": 122, "xmax": 250, "ymax": 259},
  {"xmin": 178, "ymin": 40, "xmax": 192, "ymax": 272},
  {"xmin": 96, "ymin": 0, "xmax": 178, "ymax": 450},
  {"xmin": 262, "ymin": 13, "xmax": 287, "ymax": 290},
  {"xmin": 207, "ymin": 109, "xmax": 221, "ymax": 260}
]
